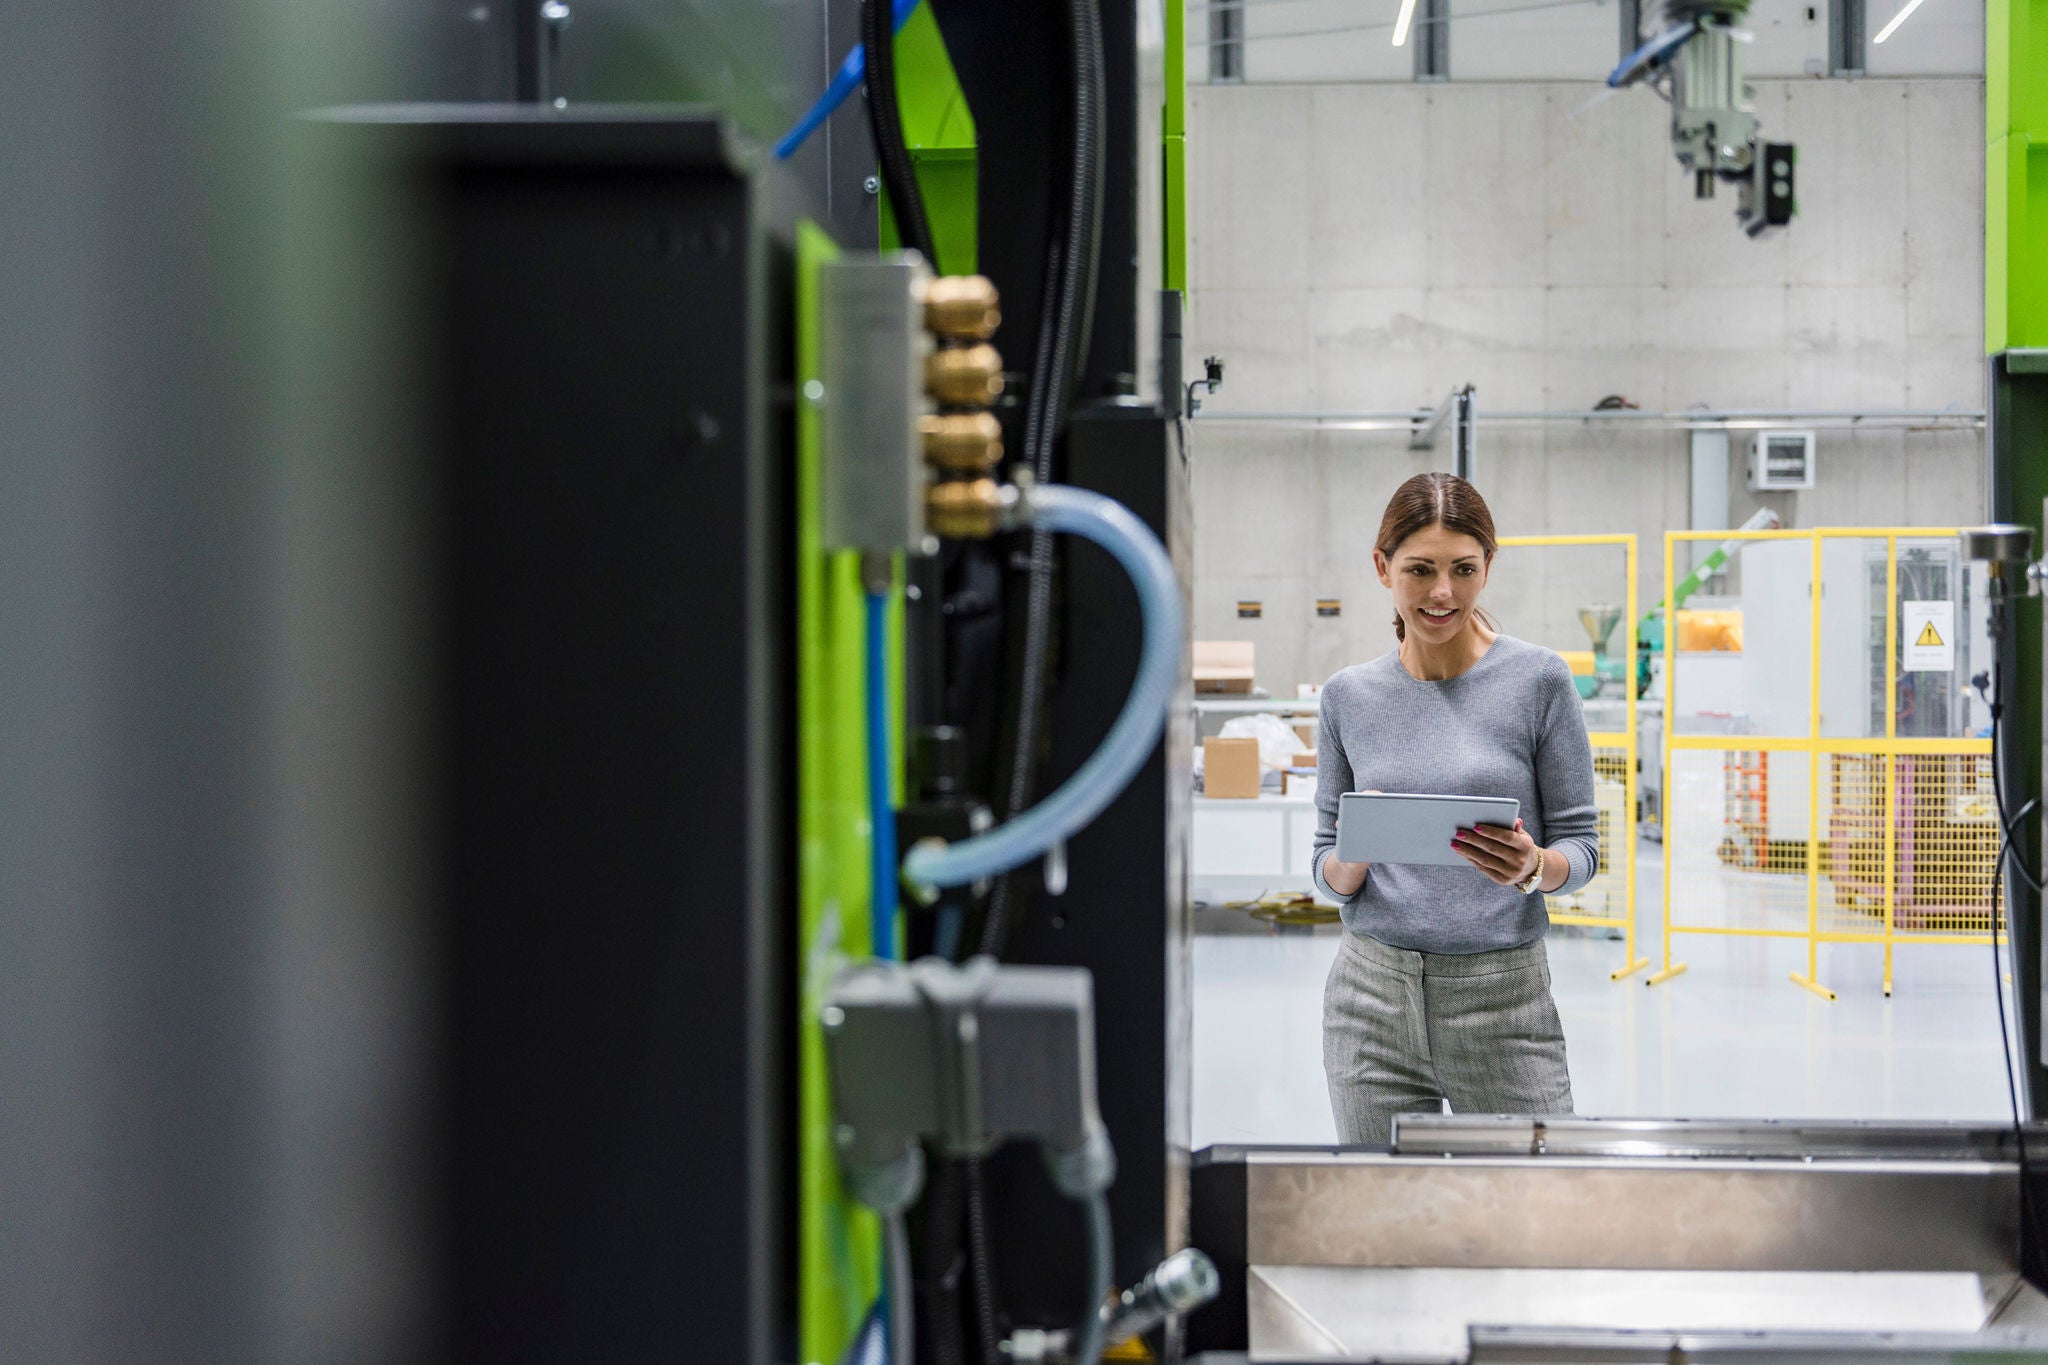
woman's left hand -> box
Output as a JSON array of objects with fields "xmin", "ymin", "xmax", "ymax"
[{"xmin": 1452, "ymin": 818, "xmax": 1542, "ymax": 887}]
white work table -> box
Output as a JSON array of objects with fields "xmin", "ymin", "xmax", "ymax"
[{"xmin": 1191, "ymin": 792, "xmax": 1331, "ymax": 902}]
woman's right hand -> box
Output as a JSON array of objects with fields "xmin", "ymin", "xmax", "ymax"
[{"xmin": 1323, "ymin": 790, "xmax": 1378, "ymax": 896}]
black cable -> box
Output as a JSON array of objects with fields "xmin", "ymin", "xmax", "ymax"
[
  {"xmin": 916, "ymin": 1157, "xmax": 970, "ymax": 1365},
  {"xmin": 1987, "ymin": 665, "xmax": 2046, "ymax": 1269},
  {"xmin": 979, "ymin": 0, "xmax": 1108, "ymax": 960},
  {"xmin": 860, "ymin": 0, "xmax": 940, "ymax": 270},
  {"xmin": 962, "ymin": 1158, "xmax": 1003, "ymax": 1365}
]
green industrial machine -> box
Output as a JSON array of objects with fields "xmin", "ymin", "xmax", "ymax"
[{"xmin": 1987, "ymin": 0, "xmax": 2048, "ymax": 1123}]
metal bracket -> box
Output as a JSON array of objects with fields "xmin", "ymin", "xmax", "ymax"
[{"xmin": 1410, "ymin": 385, "xmax": 1477, "ymax": 481}]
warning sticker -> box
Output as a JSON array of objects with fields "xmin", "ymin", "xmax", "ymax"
[{"xmin": 1902, "ymin": 600, "xmax": 1955, "ymax": 672}]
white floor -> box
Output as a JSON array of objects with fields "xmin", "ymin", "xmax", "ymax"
[{"xmin": 1191, "ymin": 838, "xmax": 2024, "ymax": 1148}]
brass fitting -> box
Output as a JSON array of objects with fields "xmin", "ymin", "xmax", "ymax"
[
  {"xmin": 926, "ymin": 478, "xmax": 1008, "ymax": 539},
  {"xmin": 920, "ymin": 412, "xmax": 1004, "ymax": 475},
  {"xmin": 926, "ymin": 344, "xmax": 1005, "ymax": 407},
  {"xmin": 924, "ymin": 276, "xmax": 1002, "ymax": 342}
]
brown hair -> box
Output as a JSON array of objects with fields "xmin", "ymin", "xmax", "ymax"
[{"xmin": 1375, "ymin": 472, "xmax": 1499, "ymax": 642}]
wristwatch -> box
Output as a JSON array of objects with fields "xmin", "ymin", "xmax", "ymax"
[{"xmin": 1514, "ymin": 850, "xmax": 1546, "ymax": 895}]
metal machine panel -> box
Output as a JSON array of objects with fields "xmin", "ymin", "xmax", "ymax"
[
  {"xmin": 509, "ymin": 0, "xmax": 876, "ymax": 245},
  {"xmin": 1241, "ymin": 1152, "xmax": 2019, "ymax": 1274},
  {"xmin": 318, "ymin": 107, "xmax": 803, "ymax": 1364},
  {"xmin": 820, "ymin": 255, "xmax": 929, "ymax": 553},
  {"xmin": 1249, "ymin": 1265, "xmax": 2011, "ymax": 1363},
  {"xmin": 1189, "ymin": 1138, "xmax": 2033, "ymax": 1357}
]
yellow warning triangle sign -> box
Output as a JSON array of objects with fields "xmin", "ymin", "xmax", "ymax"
[{"xmin": 1915, "ymin": 620, "xmax": 1944, "ymax": 648}]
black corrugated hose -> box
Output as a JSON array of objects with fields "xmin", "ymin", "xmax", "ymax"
[
  {"xmin": 962, "ymin": 1159, "xmax": 1003, "ymax": 1362},
  {"xmin": 1988, "ymin": 657, "xmax": 2046, "ymax": 1265},
  {"xmin": 861, "ymin": 0, "xmax": 940, "ymax": 269},
  {"xmin": 977, "ymin": 0, "xmax": 1107, "ymax": 964},
  {"xmin": 916, "ymin": 1156, "xmax": 969, "ymax": 1365}
]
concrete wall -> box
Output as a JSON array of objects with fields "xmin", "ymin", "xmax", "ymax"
[
  {"xmin": 1185, "ymin": 77, "xmax": 1986, "ymax": 697},
  {"xmin": 1200, "ymin": 0, "xmax": 1984, "ymax": 85}
]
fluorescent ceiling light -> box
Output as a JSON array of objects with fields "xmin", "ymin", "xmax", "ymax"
[
  {"xmin": 1392, "ymin": 0, "xmax": 1419, "ymax": 45},
  {"xmin": 1872, "ymin": 0, "xmax": 1927, "ymax": 43}
]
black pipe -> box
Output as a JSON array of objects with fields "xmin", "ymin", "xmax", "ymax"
[
  {"xmin": 917, "ymin": 1157, "xmax": 970, "ymax": 1365},
  {"xmin": 861, "ymin": 0, "xmax": 940, "ymax": 268},
  {"xmin": 979, "ymin": 0, "xmax": 1107, "ymax": 959}
]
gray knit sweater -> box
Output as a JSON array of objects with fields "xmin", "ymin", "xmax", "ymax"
[{"xmin": 1309, "ymin": 635, "xmax": 1600, "ymax": 953}]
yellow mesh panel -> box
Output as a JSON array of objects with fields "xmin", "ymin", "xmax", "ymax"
[
  {"xmin": 1656, "ymin": 527, "xmax": 1999, "ymax": 995},
  {"xmin": 1878, "ymin": 753, "xmax": 1998, "ymax": 937},
  {"xmin": 1551, "ymin": 746, "xmax": 1629, "ymax": 926}
]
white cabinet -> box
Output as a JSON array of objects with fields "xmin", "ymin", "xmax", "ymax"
[{"xmin": 1191, "ymin": 795, "xmax": 1332, "ymax": 901}]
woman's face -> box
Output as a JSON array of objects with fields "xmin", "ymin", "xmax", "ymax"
[{"xmin": 1373, "ymin": 523, "xmax": 1491, "ymax": 646}]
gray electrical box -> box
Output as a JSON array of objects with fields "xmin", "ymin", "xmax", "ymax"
[
  {"xmin": 820, "ymin": 254, "xmax": 930, "ymax": 553},
  {"xmin": 822, "ymin": 957, "xmax": 1109, "ymax": 1183}
]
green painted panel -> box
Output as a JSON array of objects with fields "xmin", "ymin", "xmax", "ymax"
[
  {"xmin": 1989, "ymin": 0, "xmax": 2048, "ymax": 352},
  {"xmin": 1165, "ymin": 0, "xmax": 1188, "ymax": 292},
  {"xmin": 1990, "ymin": 136, "xmax": 2013, "ymax": 354},
  {"xmin": 1164, "ymin": 134, "xmax": 1188, "ymax": 296},
  {"xmin": 879, "ymin": 152, "xmax": 978, "ymax": 276},
  {"xmin": 879, "ymin": 5, "xmax": 978, "ymax": 275},
  {"xmin": 895, "ymin": 5, "xmax": 976, "ymax": 148},
  {"xmin": 795, "ymin": 220, "xmax": 886, "ymax": 1365},
  {"xmin": 1166, "ymin": 0, "xmax": 1187, "ymax": 138}
]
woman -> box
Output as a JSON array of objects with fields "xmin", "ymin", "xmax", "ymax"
[{"xmin": 1310, "ymin": 472, "xmax": 1598, "ymax": 1147}]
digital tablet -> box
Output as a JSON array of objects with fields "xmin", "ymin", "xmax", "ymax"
[{"xmin": 1335, "ymin": 791, "xmax": 1521, "ymax": 867}]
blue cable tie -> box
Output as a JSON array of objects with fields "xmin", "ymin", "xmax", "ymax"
[{"xmin": 775, "ymin": 0, "xmax": 926, "ymax": 161}]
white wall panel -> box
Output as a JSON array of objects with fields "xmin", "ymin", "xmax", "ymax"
[
  {"xmin": 1453, "ymin": 0, "xmax": 1616, "ymax": 81},
  {"xmin": 1745, "ymin": 0, "xmax": 1833, "ymax": 77},
  {"xmin": 1867, "ymin": 0, "xmax": 1984, "ymax": 76},
  {"xmin": 1240, "ymin": 0, "xmax": 1414, "ymax": 82}
]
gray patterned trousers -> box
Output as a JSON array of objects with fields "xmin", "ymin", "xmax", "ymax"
[{"xmin": 1322, "ymin": 929, "xmax": 1574, "ymax": 1148}]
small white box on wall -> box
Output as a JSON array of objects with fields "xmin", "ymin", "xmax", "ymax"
[{"xmin": 1747, "ymin": 431, "xmax": 1816, "ymax": 491}]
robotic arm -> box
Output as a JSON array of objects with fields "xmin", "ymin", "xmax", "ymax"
[{"xmin": 1609, "ymin": 0, "xmax": 1797, "ymax": 237}]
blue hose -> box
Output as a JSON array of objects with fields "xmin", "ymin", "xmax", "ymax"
[
  {"xmin": 902, "ymin": 486, "xmax": 1183, "ymax": 891},
  {"xmin": 1607, "ymin": 20, "xmax": 1696, "ymax": 86},
  {"xmin": 775, "ymin": 0, "xmax": 924, "ymax": 161},
  {"xmin": 866, "ymin": 588, "xmax": 898, "ymax": 960}
]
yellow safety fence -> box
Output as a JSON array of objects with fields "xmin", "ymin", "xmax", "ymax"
[
  {"xmin": 1499, "ymin": 535, "xmax": 1650, "ymax": 982},
  {"xmin": 1651, "ymin": 528, "xmax": 2002, "ymax": 1000}
]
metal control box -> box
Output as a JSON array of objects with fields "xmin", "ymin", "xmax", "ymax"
[
  {"xmin": 820, "ymin": 254, "xmax": 930, "ymax": 553},
  {"xmin": 823, "ymin": 958, "xmax": 1105, "ymax": 1167}
]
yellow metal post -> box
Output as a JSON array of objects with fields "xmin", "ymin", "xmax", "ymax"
[
  {"xmin": 1615, "ymin": 533, "xmax": 1649, "ymax": 980},
  {"xmin": 1883, "ymin": 536, "xmax": 1898, "ymax": 997},
  {"xmin": 1792, "ymin": 531, "xmax": 1837, "ymax": 1002},
  {"xmin": 1498, "ymin": 535, "xmax": 1647, "ymax": 982},
  {"xmin": 1649, "ymin": 531, "xmax": 1688, "ymax": 987}
]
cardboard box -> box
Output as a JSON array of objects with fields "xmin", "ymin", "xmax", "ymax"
[
  {"xmin": 1202, "ymin": 737, "xmax": 1262, "ymax": 799},
  {"xmin": 1293, "ymin": 723, "xmax": 1315, "ymax": 749},
  {"xmin": 1292, "ymin": 751, "xmax": 1317, "ymax": 769},
  {"xmin": 1194, "ymin": 640, "xmax": 1256, "ymax": 694}
]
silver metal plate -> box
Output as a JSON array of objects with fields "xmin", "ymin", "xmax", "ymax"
[
  {"xmin": 1243, "ymin": 1152, "xmax": 2019, "ymax": 1274},
  {"xmin": 820, "ymin": 254, "xmax": 929, "ymax": 553},
  {"xmin": 1248, "ymin": 1266, "xmax": 2004, "ymax": 1364}
]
